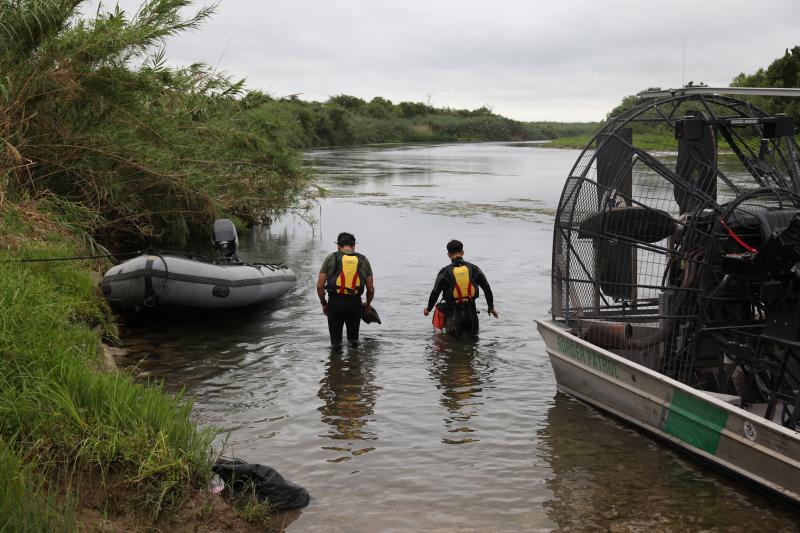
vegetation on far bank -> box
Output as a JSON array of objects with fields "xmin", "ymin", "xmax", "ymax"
[
  {"xmin": 548, "ymin": 131, "xmax": 800, "ymax": 151},
  {"xmin": 544, "ymin": 131, "xmax": 680, "ymax": 150},
  {"xmin": 730, "ymin": 45, "xmax": 800, "ymax": 117},
  {"xmin": 544, "ymin": 45, "xmax": 800, "ymax": 149},
  {"xmin": 238, "ymin": 93, "xmax": 600, "ymax": 148}
]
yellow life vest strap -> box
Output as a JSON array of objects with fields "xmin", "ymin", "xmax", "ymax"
[
  {"xmin": 451, "ymin": 264, "xmax": 476, "ymax": 303},
  {"xmin": 337, "ymin": 254, "xmax": 361, "ymax": 295}
]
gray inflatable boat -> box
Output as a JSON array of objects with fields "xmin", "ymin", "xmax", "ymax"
[{"xmin": 101, "ymin": 219, "xmax": 296, "ymax": 310}]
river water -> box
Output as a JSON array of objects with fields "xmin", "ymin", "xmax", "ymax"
[{"xmin": 118, "ymin": 143, "xmax": 798, "ymax": 531}]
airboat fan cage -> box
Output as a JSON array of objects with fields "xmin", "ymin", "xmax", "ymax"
[{"xmin": 551, "ymin": 92, "xmax": 800, "ymax": 430}]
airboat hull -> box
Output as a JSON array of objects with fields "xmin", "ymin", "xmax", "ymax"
[{"xmin": 537, "ymin": 319, "xmax": 800, "ymax": 506}]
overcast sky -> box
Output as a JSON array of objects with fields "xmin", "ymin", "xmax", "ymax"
[{"xmin": 98, "ymin": 0, "xmax": 800, "ymax": 121}]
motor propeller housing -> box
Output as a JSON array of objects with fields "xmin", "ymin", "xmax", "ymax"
[{"xmin": 212, "ymin": 218, "xmax": 239, "ymax": 260}]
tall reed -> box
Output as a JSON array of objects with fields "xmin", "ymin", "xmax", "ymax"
[{"xmin": 1, "ymin": 0, "xmax": 311, "ymax": 246}]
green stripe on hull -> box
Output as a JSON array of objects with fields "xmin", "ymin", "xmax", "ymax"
[{"xmin": 664, "ymin": 390, "xmax": 729, "ymax": 454}]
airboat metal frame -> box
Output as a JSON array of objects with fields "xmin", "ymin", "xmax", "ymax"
[{"xmin": 538, "ymin": 87, "xmax": 800, "ymax": 506}]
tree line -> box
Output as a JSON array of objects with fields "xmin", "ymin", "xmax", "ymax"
[
  {"xmin": 236, "ymin": 92, "xmax": 598, "ymax": 148},
  {"xmin": 731, "ymin": 45, "xmax": 800, "ymax": 119}
]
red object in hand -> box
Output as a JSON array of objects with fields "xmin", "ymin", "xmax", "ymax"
[{"xmin": 432, "ymin": 306, "xmax": 446, "ymax": 330}]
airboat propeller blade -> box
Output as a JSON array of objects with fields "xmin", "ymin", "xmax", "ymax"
[{"xmin": 577, "ymin": 206, "xmax": 676, "ymax": 243}]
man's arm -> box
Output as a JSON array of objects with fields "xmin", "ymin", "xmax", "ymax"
[
  {"xmin": 316, "ymin": 272, "xmax": 329, "ymax": 315},
  {"xmin": 317, "ymin": 254, "xmax": 336, "ymax": 315},
  {"xmin": 360, "ymin": 257, "xmax": 375, "ymax": 311},
  {"xmin": 475, "ymin": 269, "xmax": 498, "ymax": 318},
  {"xmin": 364, "ymin": 276, "xmax": 375, "ymax": 310},
  {"xmin": 423, "ymin": 271, "xmax": 446, "ymax": 316}
]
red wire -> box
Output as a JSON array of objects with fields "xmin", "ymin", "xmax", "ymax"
[{"xmin": 719, "ymin": 218, "xmax": 758, "ymax": 254}]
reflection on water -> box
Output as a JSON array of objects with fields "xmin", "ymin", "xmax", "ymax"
[
  {"xmin": 540, "ymin": 394, "xmax": 800, "ymax": 530},
  {"xmin": 318, "ymin": 343, "xmax": 380, "ymax": 461},
  {"xmin": 116, "ymin": 143, "xmax": 799, "ymax": 531},
  {"xmin": 427, "ymin": 336, "xmax": 495, "ymax": 445}
]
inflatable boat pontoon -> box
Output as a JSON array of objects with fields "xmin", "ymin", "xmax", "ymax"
[{"xmin": 101, "ymin": 219, "xmax": 296, "ymax": 310}]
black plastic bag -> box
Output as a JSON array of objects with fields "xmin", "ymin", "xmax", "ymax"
[{"xmin": 212, "ymin": 458, "xmax": 310, "ymax": 510}]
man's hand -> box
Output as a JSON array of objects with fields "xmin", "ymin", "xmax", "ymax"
[
  {"xmin": 423, "ymin": 307, "xmax": 430, "ymax": 317},
  {"xmin": 362, "ymin": 303, "xmax": 372, "ymax": 314},
  {"xmin": 488, "ymin": 308, "xmax": 499, "ymax": 319},
  {"xmin": 321, "ymin": 303, "xmax": 328, "ymax": 316}
]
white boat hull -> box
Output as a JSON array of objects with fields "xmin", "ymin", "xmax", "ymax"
[
  {"xmin": 537, "ymin": 319, "xmax": 800, "ymax": 505},
  {"xmin": 101, "ymin": 254, "xmax": 297, "ymax": 310}
]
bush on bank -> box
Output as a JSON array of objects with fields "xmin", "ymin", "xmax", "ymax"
[
  {"xmin": 0, "ymin": 203, "xmax": 216, "ymax": 528},
  {"xmin": 0, "ymin": 0, "xmax": 286, "ymax": 528},
  {"xmin": 1, "ymin": 0, "xmax": 311, "ymax": 247}
]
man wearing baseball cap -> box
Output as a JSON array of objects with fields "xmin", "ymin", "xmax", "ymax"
[{"xmin": 316, "ymin": 232, "xmax": 375, "ymax": 345}]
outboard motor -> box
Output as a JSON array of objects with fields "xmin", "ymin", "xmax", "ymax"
[{"xmin": 212, "ymin": 219, "xmax": 239, "ymax": 262}]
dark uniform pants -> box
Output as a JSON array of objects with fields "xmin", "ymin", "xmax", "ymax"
[
  {"xmin": 327, "ymin": 295, "xmax": 362, "ymax": 345},
  {"xmin": 445, "ymin": 301, "xmax": 479, "ymax": 337}
]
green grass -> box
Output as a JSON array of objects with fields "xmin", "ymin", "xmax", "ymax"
[
  {"xmin": 0, "ymin": 442, "xmax": 75, "ymax": 532},
  {"xmin": 546, "ymin": 130, "xmax": 800, "ymax": 151},
  {"xmin": 543, "ymin": 133, "xmax": 594, "ymax": 149},
  {"xmin": 0, "ymin": 203, "xmax": 216, "ymax": 528},
  {"xmin": 544, "ymin": 131, "xmax": 678, "ymax": 151},
  {"xmin": 223, "ymin": 482, "xmax": 272, "ymax": 528}
]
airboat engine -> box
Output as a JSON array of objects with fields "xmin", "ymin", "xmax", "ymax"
[{"xmin": 212, "ymin": 218, "xmax": 239, "ymax": 262}]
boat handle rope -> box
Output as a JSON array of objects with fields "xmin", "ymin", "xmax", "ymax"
[{"xmin": 143, "ymin": 254, "xmax": 171, "ymax": 307}]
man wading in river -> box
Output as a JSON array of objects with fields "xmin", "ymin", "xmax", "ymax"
[
  {"xmin": 317, "ymin": 232, "xmax": 375, "ymax": 346},
  {"xmin": 423, "ymin": 239, "xmax": 498, "ymax": 337}
]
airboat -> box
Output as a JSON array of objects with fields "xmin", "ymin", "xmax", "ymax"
[{"xmin": 536, "ymin": 86, "xmax": 800, "ymax": 505}]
